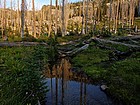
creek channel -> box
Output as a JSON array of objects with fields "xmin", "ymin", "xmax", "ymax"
[{"xmin": 43, "ymin": 58, "xmax": 114, "ymax": 105}]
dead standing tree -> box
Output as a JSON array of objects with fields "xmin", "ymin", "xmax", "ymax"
[
  {"xmin": 62, "ymin": 0, "xmax": 65, "ymax": 37},
  {"xmin": 48, "ymin": 0, "xmax": 52, "ymax": 37},
  {"xmin": 32, "ymin": 0, "xmax": 36, "ymax": 38},
  {"xmin": 82, "ymin": 0, "xmax": 85, "ymax": 34},
  {"xmin": 55, "ymin": 0, "xmax": 58, "ymax": 36},
  {"xmin": 21, "ymin": 0, "xmax": 25, "ymax": 38}
]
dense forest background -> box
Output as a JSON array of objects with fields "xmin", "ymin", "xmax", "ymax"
[{"xmin": 0, "ymin": 0, "xmax": 140, "ymax": 40}]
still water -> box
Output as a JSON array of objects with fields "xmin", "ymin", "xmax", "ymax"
[{"xmin": 44, "ymin": 58, "xmax": 113, "ymax": 105}]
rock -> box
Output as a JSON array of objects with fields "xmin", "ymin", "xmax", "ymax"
[{"xmin": 100, "ymin": 85, "xmax": 108, "ymax": 91}]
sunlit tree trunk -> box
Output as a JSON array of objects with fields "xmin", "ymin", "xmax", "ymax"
[
  {"xmin": 3, "ymin": 0, "xmax": 7, "ymax": 40},
  {"xmin": 82, "ymin": 0, "xmax": 85, "ymax": 34},
  {"xmin": 112, "ymin": 3, "xmax": 115, "ymax": 31},
  {"xmin": 65, "ymin": 1, "xmax": 70, "ymax": 35},
  {"xmin": 48, "ymin": 0, "xmax": 52, "ymax": 37},
  {"xmin": 32, "ymin": 0, "xmax": 36, "ymax": 38},
  {"xmin": 39, "ymin": 8, "xmax": 43, "ymax": 37},
  {"xmin": 131, "ymin": 0, "xmax": 135, "ymax": 26},
  {"xmin": 21, "ymin": 0, "xmax": 25, "ymax": 38},
  {"xmin": 124, "ymin": 1, "xmax": 129, "ymax": 26},
  {"xmin": 17, "ymin": 0, "xmax": 20, "ymax": 33},
  {"xmin": 121, "ymin": 0, "xmax": 124, "ymax": 28},
  {"xmin": 0, "ymin": 0, "xmax": 4, "ymax": 38},
  {"xmin": 129, "ymin": 0, "xmax": 132, "ymax": 27},
  {"xmin": 129, "ymin": 0, "xmax": 135, "ymax": 26},
  {"xmin": 55, "ymin": 0, "xmax": 58, "ymax": 36},
  {"xmin": 85, "ymin": 0, "xmax": 89, "ymax": 34},
  {"xmin": 109, "ymin": 0, "xmax": 113, "ymax": 31},
  {"xmin": 10, "ymin": 0, "xmax": 13, "ymax": 33},
  {"xmin": 62, "ymin": 0, "xmax": 65, "ymax": 37},
  {"xmin": 115, "ymin": 0, "xmax": 119, "ymax": 33}
]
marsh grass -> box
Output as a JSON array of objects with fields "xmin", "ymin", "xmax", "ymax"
[{"xmin": 0, "ymin": 46, "xmax": 48, "ymax": 105}]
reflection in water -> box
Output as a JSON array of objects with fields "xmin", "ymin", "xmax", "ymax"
[{"xmin": 44, "ymin": 58, "xmax": 113, "ymax": 105}]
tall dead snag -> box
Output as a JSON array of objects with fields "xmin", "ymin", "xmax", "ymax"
[
  {"xmin": 32, "ymin": 0, "xmax": 36, "ymax": 38},
  {"xmin": 48, "ymin": 0, "xmax": 52, "ymax": 37},
  {"xmin": 65, "ymin": 0, "xmax": 70, "ymax": 35},
  {"xmin": 138, "ymin": 0, "xmax": 140, "ymax": 16},
  {"xmin": 55, "ymin": 0, "xmax": 58, "ymax": 36},
  {"xmin": 121, "ymin": 0, "xmax": 124, "ymax": 28},
  {"xmin": 82, "ymin": 0, "xmax": 85, "ymax": 34},
  {"xmin": 21, "ymin": 0, "xmax": 25, "ymax": 38},
  {"xmin": 62, "ymin": 0, "xmax": 65, "ymax": 37},
  {"xmin": 3, "ymin": 0, "xmax": 7, "ymax": 40},
  {"xmin": 129, "ymin": 0, "xmax": 136, "ymax": 27},
  {"xmin": 10, "ymin": 0, "xmax": 12, "ymax": 32},
  {"xmin": 0, "ymin": 0, "xmax": 4, "ymax": 38},
  {"xmin": 131, "ymin": 0, "xmax": 135, "ymax": 26},
  {"xmin": 115, "ymin": 0, "xmax": 119, "ymax": 34},
  {"xmin": 109, "ymin": 0, "xmax": 112, "ymax": 31},
  {"xmin": 85, "ymin": 0, "xmax": 89, "ymax": 34},
  {"xmin": 17, "ymin": 0, "xmax": 20, "ymax": 34}
]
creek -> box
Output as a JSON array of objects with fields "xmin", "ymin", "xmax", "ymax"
[{"xmin": 43, "ymin": 58, "xmax": 114, "ymax": 105}]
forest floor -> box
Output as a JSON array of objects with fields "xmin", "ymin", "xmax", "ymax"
[{"xmin": 0, "ymin": 34, "xmax": 140, "ymax": 105}]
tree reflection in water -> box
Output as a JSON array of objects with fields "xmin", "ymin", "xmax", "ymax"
[{"xmin": 44, "ymin": 58, "xmax": 113, "ymax": 105}]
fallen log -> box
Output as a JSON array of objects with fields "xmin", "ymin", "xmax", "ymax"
[
  {"xmin": 0, "ymin": 42, "xmax": 48, "ymax": 47},
  {"xmin": 92, "ymin": 38, "xmax": 140, "ymax": 51},
  {"xmin": 59, "ymin": 44, "xmax": 89, "ymax": 57},
  {"xmin": 111, "ymin": 35, "xmax": 140, "ymax": 41}
]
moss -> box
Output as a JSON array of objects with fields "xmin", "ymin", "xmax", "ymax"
[{"xmin": 72, "ymin": 46, "xmax": 110, "ymax": 67}]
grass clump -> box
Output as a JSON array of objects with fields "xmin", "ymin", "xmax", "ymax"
[
  {"xmin": 0, "ymin": 46, "xmax": 48, "ymax": 105},
  {"xmin": 106, "ymin": 54, "xmax": 140, "ymax": 104}
]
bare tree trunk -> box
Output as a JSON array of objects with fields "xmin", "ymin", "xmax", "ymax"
[
  {"xmin": 39, "ymin": 8, "xmax": 43, "ymax": 37},
  {"xmin": 85, "ymin": 0, "xmax": 89, "ymax": 34},
  {"xmin": 131, "ymin": 0, "xmax": 135, "ymax": 25},
  {"xmin": 97, "ymin": 7, "xmax": 100, "ymax": 22},
  {"xmin": 129, "ymin": 0, "xmax": 135, "ymax": 27},
  {"xmin": 115, "ymin": 0, "xmax": 119, "ymax": 34},
  {"xmin": 32, "ymin": 0, "xmax": 36, "ymax": 38},
  {"xmin": 21, "ymin": 0, "xmax": 25, "ymax": 38},
  {"xmin": 55, "ymin": 0, "xmax": 58, "ymax": 36},
  {"xmin": 62, "ymin": 0, "xmax": 65, "ymax": 37},
  {"xmin": 125, "ymin": 2, "xmax": 129, "ymax": 26},
  {"xmin": 3, "ymin": 0, "xmax": 7, "ymax": 40},
  {"xmin": 0, "ymin": 0, "xmax": 4, "ymax": 38},
  {"xmin": 138, "ymin": 0, "xmax": 140, "ymax": 16},
  {"xmin": 10, "ymin": 0, "xmax": 13, "ymax": 33},
  {"xmin": 129, "ymin": 0, "xmax": 132, "ymax": 27},
  {"xmin": 109, "ymin": 0, "xmax": 113, "ymax": 31},
  {"xmin": 121, "ymin": 0, "xmax": 124, "ymax": 28},
  {"xmin": 65, "ymin": 0, "xmax": 70, "ymax": 35},
  {"xmin": 17, "ymin": 0, "xmax": 20, "ymax": 34},
  {"xmin": 112, "ymin": 3, "xmax": 115, "ymax": 31},
  {"xmin": 82, "ymin": 0, "xmax": 85, "ymax": 34},
  {"xmin": 48, "ymin": 0, "xmax": 52, "ymax": 37}
]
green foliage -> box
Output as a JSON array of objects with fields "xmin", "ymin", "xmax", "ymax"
[
  {"xmin": 0, "ymin": 46, "xmax": 48, "ymax": 105},
  {"xmin": 57, "ymin": 35, "xmax": 81, "ymax": 43},
  {"xmin": 72, "ymin": 44, "xmax": 140, "ymax": 105},
  {"xmin": 134, "ymin": 18, "xmax": 140, "ymax": 29},
  {"xmin": 72, "ymin": 46, "xmax": 110, "ymax": 67},
  {"xmin": 107, "ymin": 56, "xmax": 140, "ymax": 104},
  {"xmin": 100, "ymin": 29, "xmax": 112, "ymax": 37},
  {"xmin": 116, "ymin": 28, "xmax": 127, "ymax": 36},
  {"xmin": 47, "ymin": 37, "xmax": 58, "ymax": 63}
]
